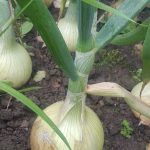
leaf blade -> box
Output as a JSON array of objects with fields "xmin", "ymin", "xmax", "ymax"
[
  {"xmin": 95, "ymin": 0, "xmax": 150, "ymax": 50},
  {"xmin": 82, "ymin": 0, "xmax": 137, "ymax": 24},
  {"xmin": 111, "ymin": 17, "xmax": 150, "ymax": 46},
  {"xmin": 142, "ymin": 23, "xmax": 150, "ymax": 82},
  {"xmin": 77, "ymin": 0, "xmax": 95, "ymax": 52}
]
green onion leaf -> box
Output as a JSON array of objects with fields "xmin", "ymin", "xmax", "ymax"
[
  {"xmin": 77, "ymin": 0, "xmax": 95, "ymax": 52},
  {"xmin": 142, "ymin": 23, "xmax": 150, "ymax": 82},
  {"xmin": 111, "ymin": 17, "xmax": 150, "ymax": 46},
  {"xmin": 95, "ymin": 0, "xmax": 150, "ymax": 50}
]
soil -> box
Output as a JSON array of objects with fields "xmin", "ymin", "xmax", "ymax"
[{"xmin": 0, "ymin": 3, "xmax": 150, "ymax": 150}]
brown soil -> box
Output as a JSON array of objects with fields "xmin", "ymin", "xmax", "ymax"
[{"xmin": 0, "ymin": 3, "xmax": 150, "ymax": 150}]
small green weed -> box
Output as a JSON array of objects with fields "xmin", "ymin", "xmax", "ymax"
[
  {"xmin": 120, "ymin": 119, "xmax": 133, "ymax": 138},
  {"xmin": 132, "ymin": 68, "xmax": 142, "ymax": 82}
]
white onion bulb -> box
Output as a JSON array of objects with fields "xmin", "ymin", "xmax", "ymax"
[
  {"xmin": 30, "ymin": 101, "xmax": 104, "ymax": 150},
  {"xmin": 131, "ymin": 82, "xmax": 150, "ymax": 126},
  {"xmin": 0, "ymin": 27, "xmax": 32, "ymax": 88}
]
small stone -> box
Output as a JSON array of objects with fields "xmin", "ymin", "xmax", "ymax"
[{"xmin": 33, "ymin": 70, "xmax": 46, "ymax": 82}]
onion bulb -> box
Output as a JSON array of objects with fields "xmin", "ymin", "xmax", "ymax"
[
  {"xmin": 0, "ymin": 0, "xmax": 32, "ymax": 88},
  {"xmin": 30, "ymin": 101, "xmax": 104, "ymax": 150},
  {"xmin": 131, "ymin": 82, "xmax": 150, "ymax": 126},
  {"xmin": 0, "ymin": 27, "xmax": 32, "ymax": 88}
]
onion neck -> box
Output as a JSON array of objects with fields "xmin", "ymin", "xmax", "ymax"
[
  {"xmin": 0, "ymin": 26, "xmax": 16, "ymax": 53},
  {"xmin": 69, "ymin": 50, "xmax": 96, "ymax": 93},
  {"xmin": 62, "ymin": 50, "xmax": 96, "ymax": 122},
  {"xmin": 67, "ymin": 49, "xmax": 96, "ymax": 103},
  {"xmin": 0, "ymin": 0, "xmax": 11, "ymax": 27},
  {"xmin": 64, "ymin": 0, "xmax": 77, "ymax": 23},
  {"xmin": 0, "ymin": 0, "xmax": 16, "ymax": 53}
]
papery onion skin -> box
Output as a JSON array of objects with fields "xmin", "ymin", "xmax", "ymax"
[
  {"xmin": 30, "ymin": 101, "xmax": 104, "ymax": 150},
  {"xmin": 131, "ymin": 82, "xmax": 150, "ymax": 126}
]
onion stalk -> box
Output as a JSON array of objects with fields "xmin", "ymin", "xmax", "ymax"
[
  {"xmin": 0, "ymin": 0, "xmax": 32, "ymax": 88},
  {"xmin": 30, "ymin": 47, "xmax": 104, "ymax": 149},
  {"xmin": 30, "ymin": 1, "xmax": 104, "ymax": 149}
]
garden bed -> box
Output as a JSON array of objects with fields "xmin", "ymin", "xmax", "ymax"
[{"xmin": 0, "ymin": 3, "xmax": 150, "ymax": 150}]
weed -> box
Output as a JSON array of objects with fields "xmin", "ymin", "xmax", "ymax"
[
  {"xmin": 120, "ymin": 119, "xmax": 133, "ymax": 138},
  {"xmin": 132, "ymin": 68, "xmax": 142, "ymax": 82}
]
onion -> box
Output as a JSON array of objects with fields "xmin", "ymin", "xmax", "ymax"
[
  {"xmin": 0, "ymin": 0, "xmax": 32, "ymax": 88},
  {"xmin": 0, "ymin": 44, "xmax": 32, "ymax": 88},
  {"xmin": 30, "ymin": 101, "xmax": 104, "ymax": 150},
  {"xmin": 0, "ymin": 28, "xmax": 32, "ymax": 88},
  {"xmin": 131, "ymin": 82, "xmax": 150, "ymax": 126}
]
